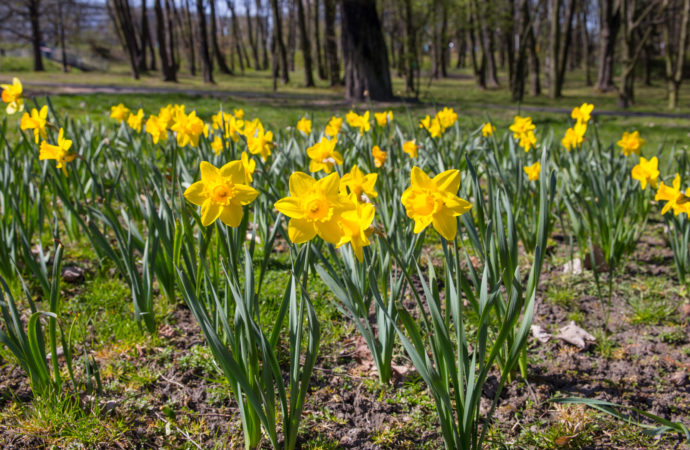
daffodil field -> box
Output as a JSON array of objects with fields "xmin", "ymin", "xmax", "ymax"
[{"xmin": 1, "ymin": 77, "xmax": 689, "ymax": 448}]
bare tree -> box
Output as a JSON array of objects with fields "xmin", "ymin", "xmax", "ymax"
[
  {"xmin": 196, "ymin": 0, "xmax": 214, "ymax": 83},
  {"xmin": 595, "ymin": 0, "xmax": 621, "ymax": 92},
  {"xmin": 269, "ymin": 0, "xmax": 289, "ymax": 83},
  {"xmin": 313, "ymin": 0, "xmax": 327, "ymax": 79},
  {"xmin": 297, "ymin": 0, "xmax": 315, "ymax": 86},
  {"xmin": 547, "ymin": 0, "xmax": 576, "ymax": 98},
  {"xmin": 108, "ymin": 0, "xmax": 141, "ymax": 79},
  {"xmin": 662, "ymin": 0, "xmax": 690, "ymax": 108},
  {"xmin": 324, "ymin": 0, "xmax": 340, "ymax": 85},
  {"xmin": 155, "ymin": 0, "xmax": 176, "ymax": 81},
  {"xmin": 209, "ymin": 0, "xmax": 232, "ymax": 74}
]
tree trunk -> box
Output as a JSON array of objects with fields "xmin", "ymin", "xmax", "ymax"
[
  {"xmin": 324, "ymin": 0, "xmax": 340, "ymax": 85},
  {"xmin": 528, "ymin": 22, "xmax": 541, "ymax": 96},
  {"xmin": 155, "ymin": 0, "xmax": 176, "ymax": 81},
  {"xmin": 269, "ymin": 0, "xmax": 290, "ymax": 83},
  {"xmin": 28, "ymin": 0, "xmax": 45, "ymax": 71},
  {"xmin": 287, "ymin": 0, "xmax": 297, "ymax": 71},
  {"xmin": 297, "ymin": 0, "xmax": 315, "ymax": 86},
  {"xmin": 183, "ymin": 0, "xmax": 197, "ymax": 75},
  {"xmin": 313, "ymin": 0, "xmax": 327, "ymax": 79},
  {"xmin": 245, "ymin": 0, "xmax": 260, "ymax": 69},
  {"xmin": 477, "ymin": 2, "xmax": 498, "ymax": 87},
  {"xmin": 468, "ymin": 0, "xmax": 486, "ymax": 88},
  {"xmin": 139, "ymin": 0, "xmax": 151, "ymax": 72},
  {"xmin": 227, "ymin": 0, "xmax": 245, "ymax": 72},
  {"xmin": 663, "ymin": 0, "xmax": 690, "ymax": 108},
  {"xmin": 196, "ymin": 0, "xmax": 215, "ymax": 82},
  {"xmin": 341, "ymin": 0, "xmax": 393, "ymax": 101},
  {"xmin": 555, "ymin": 0, "xmax": 577, "ymax": 96},
  {"xmin": 581, "ymin": 1, "xmax": 592, "ymax": 86},
  {"xmin": 58, "ymin": 0, "xmax": 67, "ymax": 72},
  {"xmin": 595, "ymin": 0, "xmax": 620, "ymax": 92},
  {"xmin": 210, "ymin": 0, "xmax": 232, "ymax": 74},
  {"xmin": 511, "ymin": 0, "xmax": 530, "ymax": 102},
  {"xmin": 255, "ymin": 0, "xmax": 269, "ymax": 70},
  {"xmin": 109, "ymin": 0, "xmax": 141, "ymax": 79}
]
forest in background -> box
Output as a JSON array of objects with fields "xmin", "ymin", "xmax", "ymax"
[{"xmin": 1, "ymin": 0, "xmax": 690, "ymax": 108}]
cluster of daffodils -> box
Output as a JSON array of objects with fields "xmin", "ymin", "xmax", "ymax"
[
  {"xmin": 509, "ymin": 115, "xmax": 537, "ymax": 152},
  {"xmin": 419, "ymin": 107, "xmax": 458, "ymax": 138},
  {"xmin": 561, "ymin": 103, "xmax": 593, "ymax": 151},
  {"xmin": 346, "ymin": 110, "xmax": 371, "ymax": 135}
]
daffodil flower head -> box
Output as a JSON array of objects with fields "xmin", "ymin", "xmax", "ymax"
[
  {"xmin": 631, "ymin": 156, "xmax": 659, "ymax": 190},
  {"xmin": 307, "ymin": 137, "xmax": 342, "ymax": 174},
  {"xmin": 127, "ymin": 108, "xmax": 144, "ymax": 133},
  {"xmin": 401, "ymin": 167, "xmax": 472, "ymax": 241},
  {"xmin": 618, "ymin": 130, "xmax": 645, "ymax": 156},
  {"xmin": 524, "ymin": 161, "xmax": 541, "ymax": 181},
  {"xmin": 247, "ymin": 126, "xmax": 274, "ymax": 161},
  {"xmin": 655, "ymin": 174, "xmax": 690, "ymax": 216},
  {"xmin": 571, "ymin": 103, "xmax": 594, "ymax": 124},
  {"xmin": 145, "ymin": 114, "xmax": 168, "ymax": 144},
  {"xmin": 561, "ymin": 126, "xmax": 585, "ymax": 151},
  {"xmin": 110, "ymin": 103, "xmax": 130, "ymax": 122},
  {"xmin": 274, "ymin": 172, "xmax": 351, "ymax": 244},
  {"xmin": 211, "ymin": 135, "xmax": 224, "ymax": 155},
  {"xmin": 184, "ymin": 161, "xmax": 259, "ymax": 227},
  {"xmin": 336, "ymin": 193, "xmax": 376, "ymax": 262},
  {"xmin": 39, "ymin": 128, "xmax": 76, "ymax": 175},
  {"xmin": 240, "ymin": 152, "xmax": 256, "ymax": 184},
  {"xmin": 436, "ymin": 107, "xmax": 458, "ymax": 130},
  {"xmin": 325, "ymin": 116, "xmax": 343, "ymax": 137},
  {"xmin": 403, "ymin": 140, "xmax": 420, "ymax": 158},
  {"xmin": 171, "ymin": 110, "xmax": 206, "ymax": 148},
  {"xmin": 372, "ymin": 146, "xmax": 387, "ymax": 168},
  {"xmin": 374, "ymin": 111, "xmax": 393, "ymax": 127},
  {"xmin": 20, "ymin": 105, "xmax": 48, "ymax": 144},
  {"xmin": 297, "ymin": 117, "xmax": 312, "ymax": 135},
  {"xmin": 340, "ymin": 165, "xmax": 378, "ymax": 201},
  {"xmin": 1, "ymin": 77, "xmax": 24, "ymax": 114},
  {"xmin": 481, "ymin": 122, "xmax": 496, "ymax": 137}
]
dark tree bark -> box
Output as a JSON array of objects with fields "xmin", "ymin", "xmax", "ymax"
[
  {"xmin": 297, "ymin": 0, "xmax": 315, "ymax": 85},
  {"xmin": 477, "ymin": 1, "xmax": 499, "ymax": 87},
  {"xmin": 581, "ymin": 0, "xmax": 592, "ymax": 86},
  {"xmin": 58, "ymin": 0, "xmax": 67, "ymax": 72},
  {"xmin": 255, "ymin": 0, "xmax": 269, "ymax": 69},
  {"xmin": 245, "ymin": 0, "xmax": 260, "ymax": 69},
  {"xmin": 155, "ymin": 0, "xmax": 176, "ymax": 81},
  {"xmin": 510, "ymin": 0, "xmax": 533, "ymax": 101},
  {"xmin": 196, "ymin": 0, "xmax": 214, "ymax": 83},
  {"xmin": 548, "ymin": 0, "xmax": 576, "ymax": 98},
  {"xmin": 109, "ymin": 0, "xmax": 141, "ymax": 79},
  {"xmin": 182, "ymin": 0, "xmax": 197, "ymax": 75},
  {"xmin": 313, "ymin": 0, "xmax": 327, "ymax": 79},
  {"xmin": 324, "ymin": 0, "xmax": 340, "ymax": 85},
  {"xmin": 595, "ymin": 0, "xmax": 620, "ymax": 92},
  {"xmin": 287, "ymin": 0, "xmax": 297, "ymax": 71},
  {"xmin": 227, "ymin": 0, "xmax": 246, "ymax": 72},
  {"xmin": 209, "ymin": 0, "xmax": 232, "ymax": 74},
  {"xmin": 165, "ymin": 0, "xmax": 178, "ymax": 72},
  {"xmin": 403, "ymin": 0, "xmax": 418, "ymax": 93},
  {"xmin": 528, "ymin": 17, "xmax": 541, "ymax": 96},
  {"xmin": 138, "ymin": 0, "xmax": 151, "ymax": 71},
  {"xmin": 28, "ymin": 0, "xmax": 44, "ymax": 71},
  {"xmin": 269, "ymin": 0, "xmax": 290, "ymax": 83},
  {"xmin": 341, "ymin": 0, "xmax": 393, "ymax": 101},
  {"xmin": 663, "ymin": 0, "xmax": 689, "ymax": 108},
  {"xmin": 467, "ymin": 0, "xmax": 485, "ymax": 88}
]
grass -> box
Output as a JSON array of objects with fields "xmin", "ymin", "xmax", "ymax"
[{"xmin": 3, "ymin": 57, "xmax": 690, "ymax": 151}]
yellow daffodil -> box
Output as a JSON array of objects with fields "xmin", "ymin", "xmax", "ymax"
[
  {"xmin": 401, "ymin": 167, "xmax": 472, "ymax": 241},
  {"xmin": 127, "ymin": 108, "xmax": 144, "ymax": 133},
  {"xmin": 403, "ymin": 140, "xmax": 420, "ymax": 158},
  {"xmin": 145, "ymin": 115, "xmax": 168, "ymax": 144},
  {"xmin": 20, "ymin": 105, "xmax": 48, "ymax": 144},
  {"xmin": 481, "ymin": 122, "xmax": 496, "ymax": 137},
  {"xmin": 655, "ymin": 174, "xmax": 690, "ymax": 215},
  {"xmin": 247, "ymin": 125, "xmax": 274, "ymax": 161},
  {"xmin": 171, "ymin": 110, "xmax": 207, "ymax": 148},
  {"xmin": 307, "ymin": 137, "xmax": 343, "ymax": 173},
  {"xmin": 242, "ymin": 118, "xmax": 262, "ymax": 138},
  {"xmin": 340, "ymin": 165, "xmax": 378, "ymax": 201},
  {"xmin": 346, "ymin": 111, "xmax": 370, "ymax": 134},
  {"xmin": 233, "ymin": 108, "xmax": 244, "ymax": 119},
  {"xmin": 617, "ymin": 131, "xmax": 645, "ymax": 156},
  {"xmin": 212, "ymin": 111, "xmax": 243, "ymax": 142},
  {"xmin": 523, "ymin": 161, "xmax": 541, "ymax": 181},
  {"xmin": 510, "ymin": 115, "xmax": 537, "ymax": 152},
  {"xmin": 325, "ymin": 116, "xmax": 343, "ymax": 137},
  {"xmin": 211, "ymin": 135, "xmax": 224, "ymax": 155},
  {"xmin": 571, "ymin": 103, "xmax": 594, "ymax": 124},
  {"xmin": 274, "ymin": 172, "xmax": 350, "ymax": 244},
  {"xmin": 420, "ymin": 114, "xmax": 443, "ymax": 138},
  {"xmin": 561, "ymin": 121, "xmax": 587, "ymax": 151},
  {"xmin": 39, "ymin": 128, "xmax": 76, "ymax": 175},
  {"xmin": 436, "ymin": 107, "xmax": 458, "ymax": 130},
  {"xmin": 297, "ymin": 117, "xmax": 312, "ymax": 135},
  {"xmin": 336, "ymin": 193, "xmax": 376, "ymax": 262},
  {"xmin": 240, "ymin": 152, "xmax": 256, "ymax": 183},
  {"xmin": 631, "ymin": 156, "xmax": 659, "ymax": 190},
  {"xmin": 157, "ymin": 105, "xmax": 175, "ymax": 128},
  {"xmin": 372, "ymin": 146, "xmax": 387, "ymax": 168},
  {"xmin": 184, "ymin": 161, "xmax": 259, "ymax": 227},
  {"xmin": 374, "ymin": 111, "xmax": 393, "ymax": 127},
  {"xmin": 1, "ymin": 77, "xmax": 24, "ymax": 114},
  {"xmin": 110, "ymin": 103, "xmax": 130, "ymax": 122}
]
